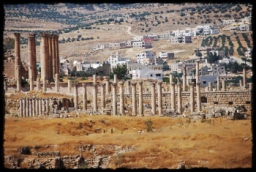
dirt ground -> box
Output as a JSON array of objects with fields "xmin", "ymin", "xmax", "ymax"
[{"xmin": 4, "ymin": 115, "xmax": 252, "ymax": 169}]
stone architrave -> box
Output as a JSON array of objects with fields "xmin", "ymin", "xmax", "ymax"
[
  {"xmin": 151, "ymin": 82, "xmax": 156, "ymax": 115},
  {"xmin": 126, "ymin": 80, "xmax": 131, "ymax": 94},
  {"xmin": 119, "ymin": 81, "xmax": 124, "ymax": 115},
  {"xmin": 190, "ymin": 84, "xmax": 195, "ymax": 112},
  {"xmin": 157, "ymin": 82, "xmax": 162, "ymax": 116},
  {"xmin": 208, "ymin": 82, "xmax": 213, "ymax": 91},
  {"xmin": 182, "ymin": 67, "xmax": 187, "ymax": 91},
  {"xmin": 243, "ymin": 67, "xmax": 247, "ymax": 88},
  {"xmin": 195, "ymin": 60, "xmax": 200, "ymax": 83},
  {"xmin": 222, "ymin": 80, "xmax": 226, "ymax": 91},
  {"xmin": 138, "ymin": 82, "xmax": 143, "ymax": 116},
  {"xmin": 68, "ymin": 79, "xmax": 72, "ymax": 93},
  {"xmin": 55, "ymin": 74, "xmax": 59, "ymax": 92},
  {"xmin": 111, "ymin": 83, "xmax": 117, "ymax": 116},
  {"xmin": 101, "ymin": 83, "xmax": 106, "ymax": 109},
  {"xmin": 73, "ymin": 84, "xmax": 78, "ymax": 110},
  {"xmin": 22, "ymin": 98, "xmax": 26, "ymax": 117},
  {"xmin": 20, "ymin": 98, "xmax": 23, "ymax": 117},
  {"xmin": 196, "ymin": 82, "xmax": 201, "ymax": 112},
  {"xmin": 177, "ymin": 83, "xmax": 182, "ymax": 114},
  {"xmin": 131, "ymin": 82, "xmax": 137, "ymax": 116},
  {"xmin": 92, "ymin": 83, "xmax": 98, "ymax": 112},
  {"xmin": 14, "ymin": 33, "xmax": 21, "ymax": 79},
  {"xmin": 82, "ymin": 83, "xmax": 87, "ymax": 111},
  {"xmin": 171, "ymin": 82, "xmax": 176, "ymax": 111}
]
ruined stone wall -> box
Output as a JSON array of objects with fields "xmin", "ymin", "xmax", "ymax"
[{"xmin": 4, "ymin": 59, "xmax": 28, "ymax": 79}]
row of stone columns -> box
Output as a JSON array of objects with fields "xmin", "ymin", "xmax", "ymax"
[
  {"xmin": 19, "ymin": 98, "xmax": 49, "ymax": 117},
  {"xmin": 40, "ymin": 33, "xmax": 60, "ymax": 83}
]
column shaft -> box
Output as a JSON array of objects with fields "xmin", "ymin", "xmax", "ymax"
[
  {"xmin": 151, "ymin": 83, "xmax": 156, "ymax": 115},
  {"xmin": 112, "ymin": 83, "xmax": 117, "ymax": 115},
  {"xmin": 196, "ymin": 82, "xmax": 201, "ymax": 112},
  {"xmin": 55, "ymin": 74, "xmax": 59, "ymax": 92},
  {"xmin": 182, "ymin": 67, "xmax": 187, "ymax": 91},
  {"xmin": 171, "ymin": 82, "xmax": 176, "ymax": 111},
  {"xmin": 83, "ymin": 83, "xmax": 87, "ymax": 111},
  {"xmin": 20, "ymin": 99, "xmax": 23, "ymax": 117},
  {"xmin": 177, "ymin": 83, "xmax": 182, "ymax": 114},
  {"xmin": 119, "ymin": 82, "xmax": 124, "ymax": 115},
  {"xmin": 157, "ymin": 82, "xmax": 162, "ymax": 116},
  {"xmin": 93, "ymin": 83, "xmax": 98, "ymax": 112},
  {"xmin": 131, "ymin": 83, "xmax": 137, "ymax": 116},
  {"xmin": 73, "ymin": 84, "xmax": 78, "ymax": 110},
  {"xmin": 138, "ymin": 82, "xmax": 143, "ymax": 116},
  {"xmin": 190, "ymin": 85, "xmax": 195, "ymax": 112},
  {"xmin": 101, "ymin": 83, "xmax": 106, "ymax": 109}
]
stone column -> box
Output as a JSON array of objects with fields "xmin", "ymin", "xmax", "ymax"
[
  {"xmin": 20, "ymin": 98, "xmax": 23, "ymax": 117},
  {"xmin": 14, "ymin": 33, "xmax": 21, "ymax": 79},
  {"xmin": 82, "ymin": 83, "xmax": 87, "ymax": 111},
  {"xmin": 45, "ymin": 98, "xmax": 49, "ymax": 115},
  {"xmin": 39, "ymin": 98, "xmax": 42, "ymax": 116},
  {"xmin": 29, "ymin": 99, "xmax": 32, "ymax": 117},
  {"xmin": 93, "ymin": 74, "xmax": 97, "ymax": 84},
  {"xmin": 55, "ymin": 34, "xmax": 60, "ymax": 75},
  {"xmin": 52, "ymin": 35, "xmax": 56, "ymax": 79},
  {"xmin": 196, "ymin": 60, "xmax": 200, "ymax": 83},
  {"xmin": 32, "ymin": 34, "xmax": 37, "ymax": 80},
  {"xmin": 26, "ymin": 98, "xmax": 29, "ymax": 117},
  {"xmin": 131, "ymin": 82, "xmax": 137, "ymax": 116},
  {"xmin": 217, "ymin": 76, "xmax": 220, "ymax": 91},
  {"xmin": 119, "ymin": 81, "xmax": 124, "ymax": 115},
  {"xmin": 190, "ymin": 84, "xmax": 195, "ymax": 112},
  {"xmin": 4, "ymin": 78, "xmax": 8, "ymax": 92},
  {"xmin": 101, "ymin": 83, "xmax": 106, "ymax": 109},
  {"xmin": 151, "ymin": 82, "xmax": 156, "ymax": 115},
  {"xmin": 68, "ymin": 79, "xmax": 72, "ymax": 93},
  {"xmin": 243, "ymin": 67, "xmax": 247, "ymax": 88},
  {"xmin": 42, "ymin": 99, "xmax": 46, "ymax": 115},
  {"xmin": 177, "ymin": 83, "xmax": 182, "ymax": 114},
  {"xmin": 55, "ymin": 74, "xmax": 59, "ymax": 92},
  {"xmin": 112, "ymin": 83, "xmax": 117, "ymax": 115},
  {"xmin": 182, "ymin": 67, "xmax": 187, "ymax": 91},
  {"xmin": 105, "ymin": 78, "xmax": 110, "ymax": 94},
  {"xmin": 22, "ymin": 98, "xmax": 26, "ymax": 117},
  {"xmin": 48, "ymin": 35, "xmax": 53, "ymax": 81},
  {"xmin": 16, "ymin": 65, "xmax": 21, "ymax": 92},
  {"xmin": 138, "ymin": 81, "xmax": 143, "ymax": 116},
  {"xmin": 73, "ymin": 84, "xmax": 78, "ymax": 110},
  {"xmin": 29, "ymin": 65, "xmax": 34, "ymax": 91},
  {"xmin": 32, "ymin": 98, "xmax": 35, "ymax": 117},
  {"xmin": 171, "ymin": 82, "xmax": 176, "ymax": 111},
  {"xmin": 113, "ymin": 74, "xmax": 117, "ymax": 84},
  {"xmin": 222, "ymin": 80, "xmax": 226, "ymax": 91},
  {"xmin": 126, "ymin": 80, "xmax": 131, "ymax": 94},
  {"xmin": 239, "ymin": 79, "xmax": 243, "ymax": 88},
  {"xmin": 196, "ymin": 82, "xmax": 201, "ymax": 112},
  {"xmin": 40, "ymin": 33, "xmax": 48, "ymax": 82},
  {"xmin": 37, "ymin": 77, "xmax": 41, "ymax": 90},
  {"xmin": 157, "ymin": 82, "xmax": 162, "ymax": 116},
  {"xmin": 208, "ymin": 82, "xmax": 213, "ymax": 91},
  {"xmin": 249, "ymin": 83, "xmax": 252, "ymax": 90},
  {"xmin": 42, "ymin": 77, "xmax": 46, "ymax": 92},
  {"xmin": 35, "ymin": 98, "xmax": 38, "ymax": 116},
  {"xmin": 92, "ymin": 83, "xmax": 98, "ymax": 112}
]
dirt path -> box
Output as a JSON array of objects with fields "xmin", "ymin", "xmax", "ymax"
[{"xmin": 124, "ymin": 25, "xmax": 139, "ymax": 37}]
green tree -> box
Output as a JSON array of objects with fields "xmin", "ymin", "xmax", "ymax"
[
  {"xmin": 231, "ymin": 62, "xmax": 239, "ymax": 73},
  {"xmin": 111, "ymin": 64, "xmax": 128, "ymax": 80}
]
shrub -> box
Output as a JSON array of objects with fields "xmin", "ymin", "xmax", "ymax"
[{"xmin": 145, "ymin": 119, "xmax": 153, "ymax": 132}]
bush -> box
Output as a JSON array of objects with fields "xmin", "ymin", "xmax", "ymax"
[{"xmin": 145, "ymin": 119, "xmax": 153, "ymax": 132}]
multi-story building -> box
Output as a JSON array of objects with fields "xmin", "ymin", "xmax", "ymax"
[
  {"xmin": 129, "ymin": 68, "xmax": 163, "ymax": 81},
  {"xmin": 143, "ymin": 57, "xmax": 163, "ymax": 65},
  {"xmin": 107, "ymin": 52, "xmax": 131, "ymax": 69},
  {"xmin": 136, "ymin": 51, "xmax": 155, "ymax": 64},
  {"xmin": 158, "ymin": 52, "xmax": 174, "ymax": 59},
  {"xmin": 170, "ymin": 36, "xmax": 192, "ymax": 44}
]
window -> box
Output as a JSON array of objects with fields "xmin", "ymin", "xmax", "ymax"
[
  {"xmin": 150, "ymin": 74, "xmax": 153, "ymax": 77},
  {"xmin": 156, "ymin": 74, "xmax": 161, "ymax": 77},
  {"xmin": 203, "ymin": 81, "xmax": 206, "ymax": 84},
  {"xmin": 214, "ymin": 81, "xmax": 217, "ymax": 83},
  {"xmin": 228, "ymin": 102, "xmax": 233, "ymax": 105}
]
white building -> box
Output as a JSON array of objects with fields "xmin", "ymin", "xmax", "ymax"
[
  {"xmin": 133, "ymin": 36, "xmax": 148, "ymax": 41},
  {"xmin": 222, "ymin": 19, "xmax": 235, "ymax": 25},
  {"xmin": 158, "ymin": 52, "xmax": 174, "ymax": 59},
  {"xmin": 129, "ymin": 68, "xmax": 163, "ymax": 81},
  {"xmin": 218, "ymin": 58, "xmax": 235, "ymax": 64},
  {"xmin": 170, "ymin": 36, "xmax": 192, "ymax": 44},
  {"xmin": 136, "ymin": 51, "xmax": 155, "ymax": 64},
  {"xmin": 107, "ymin": 52, "xmax": 131, "ymax": 69}
]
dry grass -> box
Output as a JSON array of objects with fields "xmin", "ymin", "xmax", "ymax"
[{"xmin": 4, "ymin": 115, "xmax": 252, "ymax": 168}]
